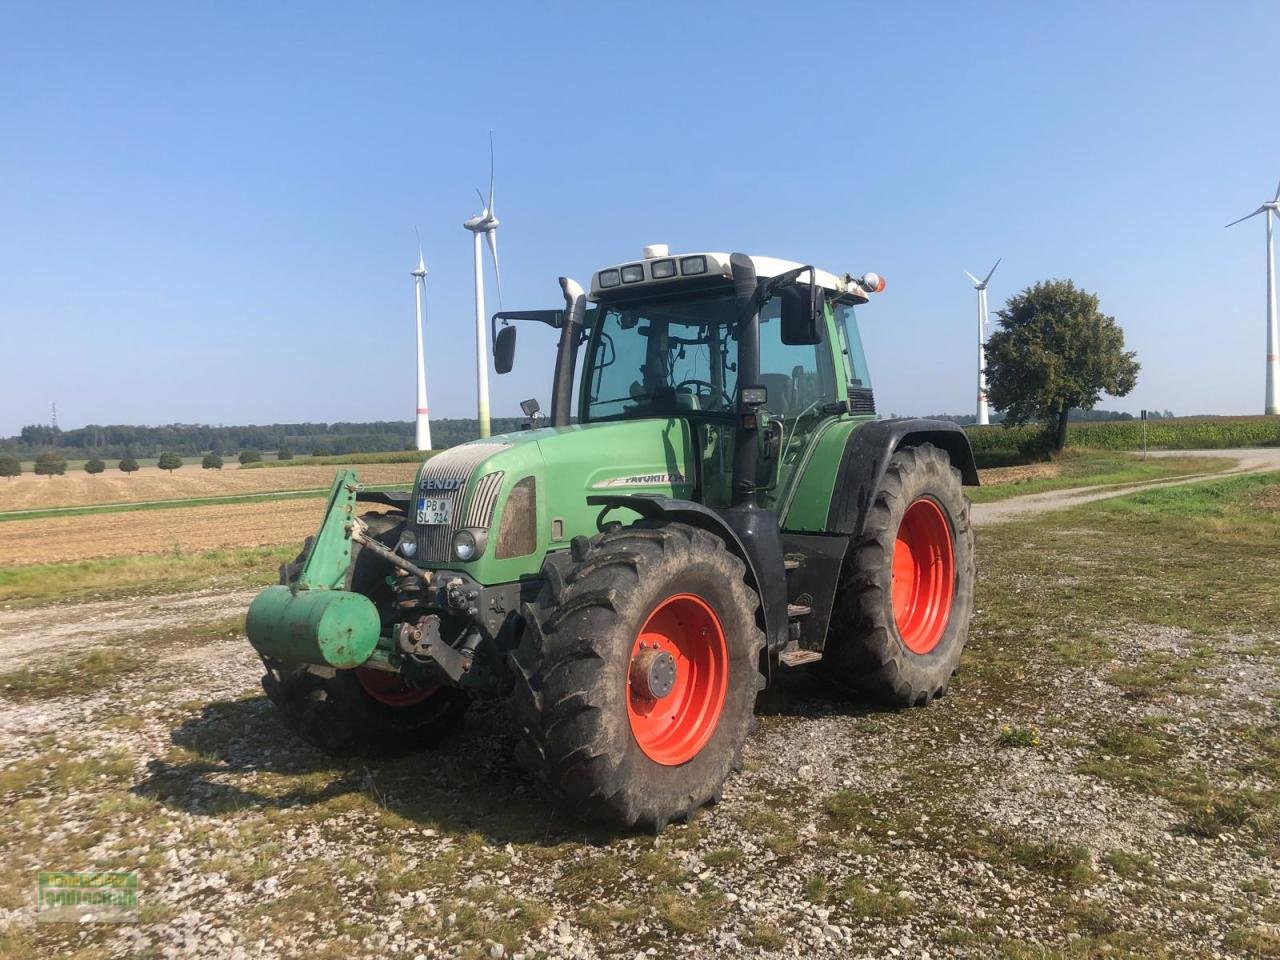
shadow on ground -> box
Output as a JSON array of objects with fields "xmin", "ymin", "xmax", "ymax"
[{"xmin": 132, "ymin": 673, "xmax": 892, "ymax": 846}]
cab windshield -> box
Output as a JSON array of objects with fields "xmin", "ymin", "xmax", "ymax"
[{"xmin": 582, "ymin": 293, "xmax": 743, "ymax": 422}]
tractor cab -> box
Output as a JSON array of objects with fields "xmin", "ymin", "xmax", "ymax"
[{"xmin": 494, "ymin": 246, "xmax": 884, "ymax": 512}]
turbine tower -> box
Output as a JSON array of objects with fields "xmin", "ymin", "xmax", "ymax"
[
  {"xmin": 463, "ymin": 131, "xmax": 502, "ymax": 438},
  {"xmin": 964, "ymin": 258, "xmax": 1001, "ymax": 425},
  {"xmin": 1225, "ymin": 178, "xmax": 1280, "ymax": 415},
  {"xmin": 411, "ymin": 241, "xmax": 432, "ymax": 451}
]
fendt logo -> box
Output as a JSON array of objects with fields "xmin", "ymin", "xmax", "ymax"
[{"xmin": 422, "ymin": 478, "xmax": 464, "ymax": 492}]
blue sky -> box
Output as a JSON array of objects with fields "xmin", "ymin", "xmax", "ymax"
[{"xmin": 2, "ymin": 1, "xmax": 1278, "ymax": 436}]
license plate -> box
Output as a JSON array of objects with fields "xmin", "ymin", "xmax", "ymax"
[{"xmin": 416, "ymin": 497, "xmax": 453, "ymax": 525}]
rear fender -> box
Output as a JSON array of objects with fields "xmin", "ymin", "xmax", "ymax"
[{"xmin": 826, "ymin": 418, "xmax": 979, "ymax": 539}]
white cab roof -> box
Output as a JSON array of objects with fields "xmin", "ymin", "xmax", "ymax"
[{"xmin": 589, "ymin": 251, "xmax": 870, "ymax": 304}]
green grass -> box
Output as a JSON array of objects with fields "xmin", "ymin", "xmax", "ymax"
[
  {"xmin": 968, "ymin": 451, "xmax": 1234, "ymax": 503},
  {"xmin": 0, "ymin": 649, "xmax": 146, "ymax": 701},
  {"xmin": 967, "ymin": 414, "xmax": 1280, "ymax": 455},
  {"xmin": 0, "ymin": 544, "xmax": 294, "ymax": 605},
  {"xmin": 241, "ymin": 450, "xmax": 440, "ymax": 468}
]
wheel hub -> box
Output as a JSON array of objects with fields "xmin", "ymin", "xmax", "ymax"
[
  {"xmin": 630, "ymin": 647, "xmax": 677, "ymax": 700},
  {"xmin": 625, "ymin": 594, "xmax": 729, "ymax": 766}
]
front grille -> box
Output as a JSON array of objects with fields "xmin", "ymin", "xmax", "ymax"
[
  {"xmin": 849, "ymin": 387, "xmax": 876, "ymax": 415},
  {"xmin": 414, "ymin": 443, "xmax": 510, "ymax": 562}
]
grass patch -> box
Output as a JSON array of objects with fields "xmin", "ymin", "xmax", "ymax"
[
  {"xmin": 0, "ymin": 544, "xmax": 294, "ymax": 605},
  {"xmin": 996, "ymin": 725, "xmax": 1042, "ymax": 748},
  {"xmin": 0, "ymin": 649, "xmax": 146, "ymax": 701},
  {"xmin": 968, "ymin": 450, "xmax": 1233, "ymax": 503}
]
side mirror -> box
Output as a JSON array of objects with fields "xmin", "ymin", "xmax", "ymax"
[
  {"xmin": 494, "ymin": 325, "xmax": 516, "ymax": 374},
  {"xmin": 780, "ymin": 285, "xmax": 823, "ymax": 345}
]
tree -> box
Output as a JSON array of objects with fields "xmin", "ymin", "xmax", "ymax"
[
  {"xmin": 276, "ymin": 445, "xmax": 293, "ymax": 460},
  {"xmin": 202, "ymin": 454, "xmax": 224, "ymax": 470},
  {"xmin": 119, "ymin": 456, "xmax": 139, "ymax": 475},
  {"xmin": 0, "ymin": 454, "xmax": 20, "ymax": 479},
  {"xmin": 239, "ymin": 450, "xmax": 262, "ymax": 464},
  {"xmin": 158, "ymin": 452, "xmax": 183, "ymax": 473},
  {"xmin": 84, "ymin": 458, "xmax": 106, "ymax": 476},
  {"xmin": 33, "ymin": 452, "xmax": 67, "ymax": 477},
  {"xmin": 985, "ymin": 279, "xmax": 1139, "ymax": 453}
]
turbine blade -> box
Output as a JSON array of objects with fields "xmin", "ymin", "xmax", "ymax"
[
  {"xmin": 486, "ymin": 229, "xmax": 503, "ymax": 308},
  {"xmin": 474, "ymin": 187, "xmax": 486, "ymax": 213},
  {"xmin": 1225, "ymin": 207, "xmax": 1266, "ymax": 228},
  {"xmin": 982, "ymin": 257, "xmax": 1002, "ymax": 286},
  {"xmin": 1273, "ymin": 177, "xmax": 1280, "ymax": 203},
  {"xmin": 964, "ymin": 270, "xmax": 981, "ymax": 285},
  {"xmin": 487, "ymin": 129, "xmax": 495, "ymax": 213}
]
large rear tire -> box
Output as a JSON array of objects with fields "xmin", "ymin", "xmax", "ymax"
[
  {"xmin": 510, "ymin": 522, "xmax": 765, "ymax": 830},
  {"xmin": 260, "ymin": 512, "xmax": 469, "ymax": 758},
  {"xmin": 820, "ymin": 443, "xmax": 975, "ymax": 705}
]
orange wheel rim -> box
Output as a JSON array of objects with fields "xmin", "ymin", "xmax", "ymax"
[
  {"xmin": 891, "ymin": 498, "xmax": 955, "ymax": 655},
  {"xmin": 626, "ymin": 594, "xmax": 729, "ymax": 766},
  {"xmin": 354, "ymin": 667, "xmax": 438, "ymax": 707}
]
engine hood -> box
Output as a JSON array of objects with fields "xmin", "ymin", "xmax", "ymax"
[{"xmin": 410, "ymin": 418, "xmax": 698, "ymax": 584}]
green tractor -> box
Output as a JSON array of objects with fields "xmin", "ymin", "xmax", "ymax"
[{"xmin": 246, "ymin": 247, "xmax": 978, "ymax": 830}]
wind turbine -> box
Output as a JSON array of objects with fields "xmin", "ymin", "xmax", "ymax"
[
  {"xmin": 463, "ymin": 131, "xmax": 502, "ymax": 438},
  {"xmin": 964, "ymin": 258, "xmax": 1001, "ymax": 425},
  {"xmin": 1225, "ymin": 178, "xmax": 1280, "ymax": 415},
  {"xmin": 411, "ymin": 236, "xmax": 432, "ymax": 451}
]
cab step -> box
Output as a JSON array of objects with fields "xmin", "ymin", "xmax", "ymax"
[
  {"xmin": 778, "ymin": 649, "xmax": 823, "ymax": 667},
  {"xmin": 783, "ymin": 557, "xmax": 802, "ymax": 571},
  {"xmin": 786, "ymin": 603, "xmax": 812, "ymax": 618}
]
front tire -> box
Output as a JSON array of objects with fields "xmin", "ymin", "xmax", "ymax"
[
  {"xmin": 820, "ymin": 443, "xmax": 976, "ymax": 705},
  {"xmin": 510, "ymin": 522, "xmax": 765, "ymax": 830},
  {"xmin": 260, "ymin": 511, "xmax": 469, "ymax": 758}
]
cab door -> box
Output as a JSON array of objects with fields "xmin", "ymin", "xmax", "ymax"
[{"xmin": 755, "ymin": 294, "xmax": 843, "ymax": 513}]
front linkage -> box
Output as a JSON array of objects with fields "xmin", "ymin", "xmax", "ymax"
[{"xmin": 246, "ymin": 471, "xmax": 528, "ymax": 756}]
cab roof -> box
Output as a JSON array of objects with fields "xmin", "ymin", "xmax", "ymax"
[{"xmin": 589, "ymin": 251, "xmax": 871, "ymax": 305}]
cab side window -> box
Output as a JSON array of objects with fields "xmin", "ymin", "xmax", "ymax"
[{"xmin": 757, "ymin": 290, "xmax": 837, "ymax": 418}]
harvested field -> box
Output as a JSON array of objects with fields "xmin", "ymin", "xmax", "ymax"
[
  {"xmin": 0, "ymin": 499, "xmax": 395, "ymax": 566},
  {"xmin": 0, "ymin": 463, "xmax": 419, "ymax": 513}
]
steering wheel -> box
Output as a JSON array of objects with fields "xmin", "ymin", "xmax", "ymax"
[{"xmin": 676, "ymin": 379, "xmax": 733, "ymax": 409}]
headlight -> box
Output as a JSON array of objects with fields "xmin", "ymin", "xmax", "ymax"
[
  {"xmin": 620, "ymin": 264, "xmax": 644, "ymax": 283},
  {"xmin": 597, "ymin": 269, "xmax": 620, "ymax": 288},
  {"xmin": 680, "ymin": 255, "xmax": 707, "ymax": 276},
  {"xmin": 650, "ymin": 258, "xmax": 676, "ymax": 279},
  {"xmin": 451, "ymin": 528, "xmax": 488, "ymax": 561}
]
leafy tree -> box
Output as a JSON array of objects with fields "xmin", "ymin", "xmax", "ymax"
[
  {"xmin": 202, "ymin": 454, "xmax": 223, "ymax": 470},
  {"xmin": 0, "ymin": 453, "xmax": 20, "ymax": 479},
  {"xmin": 276, "ymin": 445, "xmax": 293, "ymax": 460},
  {"xmin": 239, "ymin": 449, "xmax": 262, "ymax": 465},
  {"xmin": 986, "ymin": 279, "xmax": 1139, "ymax": 453},
  {"xmin": 158, "ymin": 452, "xmax": 183, "ymax": 473},
  {"xmin": 84, "ymin": 458, "xmax": 106, "ymax": 476},
  {"xmin": 119, "ymin": 456, "xmax": 140, "ymax": 475},
  {"xmin": 33, "ymin": 452, "xmax": 67, "ymax": 477}
]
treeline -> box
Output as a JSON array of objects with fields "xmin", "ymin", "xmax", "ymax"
[
  {"xmin": 2, "ymin": 418, "xmax": 528, "ymax": 459},
  {"xmin": 920, "ymin": 408, "xmax": 1176, "ymax": 426}
]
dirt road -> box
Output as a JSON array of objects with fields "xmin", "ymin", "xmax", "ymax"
[{"xmin": 971, "ymin": 447, "xmax": 1280, "ymax": 524}]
